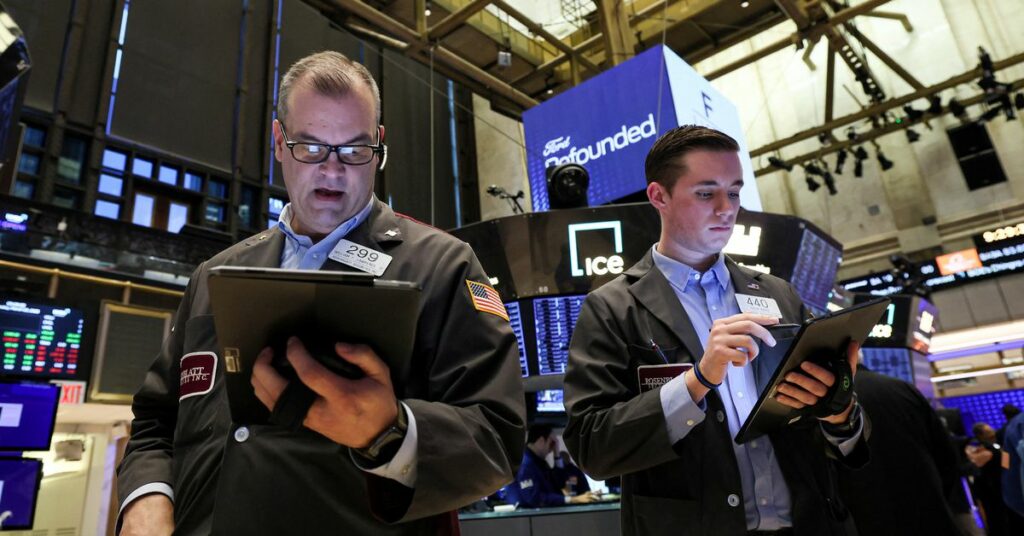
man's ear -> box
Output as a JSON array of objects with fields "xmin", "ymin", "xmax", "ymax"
[
  {"xmin": 647, "ymin": 181, "xmax": 669, "ymax": 210},
  {"xmin": 271, "ymin": 119, "xmax": 285, "ymax": 163}
]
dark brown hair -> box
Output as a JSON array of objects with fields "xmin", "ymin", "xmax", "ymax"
[{"xmin": 644, "ymin": 125, "xmax": 739, "ymax": 190}]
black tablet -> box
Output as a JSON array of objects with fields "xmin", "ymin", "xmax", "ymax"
[
  {"xmin": 734, "ymin": 297, "xmax": 891, "ymax": 444},
  {"xmin": 208, "ymin": 266, "xmax": 421, "ymax": 424}
]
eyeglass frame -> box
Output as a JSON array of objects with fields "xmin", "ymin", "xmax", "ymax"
[{"xmin": 278, "ymin": 123, "xmax": 388, "ymax": 169}]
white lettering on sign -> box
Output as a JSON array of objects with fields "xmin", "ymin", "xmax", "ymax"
[
  {"xmin": 584, "ymin": 255, "xmax": 624, "ymax": 276},
  {"xmin": 870, "ymin": 324, "xmax": 893, "ymax": 339},
  {"xmin": 543, "ymin": 114, "xmax": 657, "ymax": 168}
]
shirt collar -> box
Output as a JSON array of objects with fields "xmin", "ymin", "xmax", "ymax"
[
  {"xmin": 651, "ymin": 245, "xmax": 730, "ymax": 291},
  {"xmin": 276, "ymin": 196, "xmax": 375, "ymax": 249}
]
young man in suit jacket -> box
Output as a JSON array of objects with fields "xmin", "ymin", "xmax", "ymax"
[{"xmin": 564, "ymin": 125, "xmax": 868, "ymax": 536}]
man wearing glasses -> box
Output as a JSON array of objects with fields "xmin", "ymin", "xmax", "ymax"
[{"xmin": 117, "ymin": 51, "xmax": 525, "ymax": 535}]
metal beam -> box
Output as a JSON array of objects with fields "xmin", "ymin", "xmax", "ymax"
[
  {"xmin": 862, "ymin": 10, "xmax": 913, "ymax": 32},
  {"xmin": 427, "ymin": 0, "xmax": 492, "ymax": 40},
  {"xmin": 489, "ymin": 0, "xmax": 600, "ymax": 74},
  {"xmin": 774, "ymin": 0, "xmax": 811, "ymax": 30},
  {"xmin": 705, "ymin": 36, "xmax": 791, "ymax": 81},
  {"xmin": 331, "ymin": 0, "xmax": 537, "ymax": 109},
  {"xmin": 596, "ymin": 0, "xmax": 637, "ymax": 66},
  {"xmin": 751, "ymin": 51, "xmax": 1024, "ymax": 158},
  {"xmin": 508, "ymin": 33, "xmax": 603, "ymax": 85},
  {"xmin": 845, "ymin": 25, "xmax": 924, "ymax": 91},
  {"xmin": 752, "ymin": 76, "xmax": 1024, "ymax": 175}
]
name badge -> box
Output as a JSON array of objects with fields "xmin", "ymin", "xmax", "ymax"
[
  {"xmin": 735, "ymin": 293, "xmax": 783, "ymax": 318},
  {"xmin": 329, "ymin": 239, "xmax": 393, "ymax": 276},
  {"xmin": 637, "ymin": 363, "xmax": 692, "ymax": 393}
]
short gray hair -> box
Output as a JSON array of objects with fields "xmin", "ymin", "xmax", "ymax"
[{"xmin": 277, "ymin": 51, "xmax": 381, "ymax": 125}]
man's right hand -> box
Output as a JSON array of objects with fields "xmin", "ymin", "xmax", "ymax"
[
  {"xmin": 686, "ymin": 314, "xmax": 778, "ymax": 402},
  {"xmin": 120, "ymin": 494, "xmax": 174, "ymax": 536},
  {"xmin": 568, "ymin": 491, "xmax": 599, "ymax": 504}
]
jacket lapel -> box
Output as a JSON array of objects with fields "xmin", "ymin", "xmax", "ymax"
[
  {"xmin": 625, "ymin": 251, "xmax": 704, "ymax": 364},
  {"xmin": 320, "ymin": 198, "xmax": 405, "ymax": 273}
]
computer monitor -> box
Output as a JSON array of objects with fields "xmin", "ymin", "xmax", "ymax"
[
  {"xmin": 533, "ymin": 295, "xmax": 585, "ymax": 376},
  {"xmin": 0, "ymin": 457, "xmax": 43, "ymax": 531},
  {"xmin": 0, "ymin": 382, "xmax": 60, "ymax": 451},
  {"xmin": 505, "ymin": 302, "xmax": 529, "ymax": 377},
  {"xmin": 536, "ymin": 388, "xmax": 565, "ymax": 413},
  {"xmin": 0, "ymin": 299, "xmax": 86, "ymax": 380}
]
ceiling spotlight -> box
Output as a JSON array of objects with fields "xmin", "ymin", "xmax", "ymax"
[
  {"xmin": 877, "ymin": 150, "xmax": 894, "ymax": 171},
  {"xmin": 928, "ymin": 95, "xmax": 943, "ymax": 115},
  {"xmin": 740, "ymin": 1, "xmax": 750, "ymax": 7},
  {"xmin": 853, "ymin": 146, "xmax": 868, "ymax": 161},
  {"xmin": 822, "ymin": 171, "xmax": 838, "ymax": 196},
  {"xmin": 903, "ymin": 105, "xmax": 924, "ymax": 122},
  {"xmin": 854, "ymin": 159, "xmax": 863, "ymax": 178},
  {"xmin": 806, "ymin": 175, "xmax": 821, "ymax": 192},
  {"xmin": 424, "ymin": 1, "xmax": 432, "ymax": 17},
  {"xmin": 768, "ymin": 156, "xmax": 794, "ymax": 172},
  {"xmin": 845, "ymin": 127, "xmax": 858, "ymax": 142},
  {"xmin": 803, "ymin": 162, "xmax": 824, "ymax": 176},
  {"xmin": 835, "ymin": 149, "xmax": 848, "ymax": 174},
  {"xmin": 1015, "ymin": 93, "xmax": 1024, "ymax": 110},
  {"xmin": 905, "ymin": 128, "xmax": 921, "ymax": 143},
  {"xmin": 948, "ymin": 98, "xmax": 967, "ymax": 119}
]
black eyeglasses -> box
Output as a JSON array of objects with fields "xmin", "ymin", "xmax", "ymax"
[{"xmin": 280, "ymin": 124, "xmax": 386, "ymax": 166}]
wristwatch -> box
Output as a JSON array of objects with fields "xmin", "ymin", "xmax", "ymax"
[
  {"xmin": 355, "ymin": 404, "xmax": 408, "ymax": 464},
  {"xmin": 822, "ymin": 394, "xmax": 861, "ymax": 435}
]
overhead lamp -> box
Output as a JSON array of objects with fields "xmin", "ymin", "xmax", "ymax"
[
  {"xmin": 853, "ymin": 159, "xmax": 863, "ymax": 178},
  {"xmin": 740, "ymin": 1, "xmax": 750, "ymax": 7},
  {"xmin": 768, "ymin": 156, "xmax": 794, "ymax": 172},
  {"xmin": 928, "ymin": 95, "xmax": 943, "ymax": 115},
  {"xmin": 845, "ymin": 127, "xmax": 858, "ymax": 142},
  {"xmin": 979, "ymin": 106, "xmax": 1002, "ymax": 123},
  {"xmin": 903, "ymin": 105, "xmax": 924, "ymax": 122},
  {"xmin": 834, "ymin": 149, "xmax": 848, "ymax": 174},
  {"xmin": 877, "ymin": 150, "xmax": 894, "ymax": 171},
  {"xmin": 948, "ymin": 98, "xmax": 967, "ymax": 119},
  {"xmin": 822, "ymin": 170, "xmax": 838, "ymax": 196},
  {"xmin": 803, "ymin": 162, "xmax": 824, "ymax": 176},
  {"xmin": 805, "ymin": 175, "xmax": 821, "ymax": 192},
  {"xmin": 424, "ymin": 1, "xmax": 432, "ymax": 17},
  {"xmin": 905, "ymin": 128, "xmax": 921, "ymax": 143},
  {"xmin": 1016, "ymin": 93, "xmax": 1024, "ymax": 110}
]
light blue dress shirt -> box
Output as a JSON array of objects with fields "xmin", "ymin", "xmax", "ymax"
[
  {"xmin": 276, "ymin": 199, "xmax": 374, "ymax": 270},
  {"xmin": 652, "ymin": 246, "xmax": 862, "ymax": 531}
]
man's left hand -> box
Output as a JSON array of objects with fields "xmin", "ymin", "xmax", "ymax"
[
  {"xmin": 774, "ymin": 340, "xmax": 860, "ymax": 425},
  {"xmin": 251, "ymin": 337, "xmax": 399, "ymax": 448}
]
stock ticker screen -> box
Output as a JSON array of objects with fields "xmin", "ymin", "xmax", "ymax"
[
  {"xmin": 506, "ymin": 302, "xmax": 529, "ymax": 377},
  {"xmin": 533, "ymin": 295, "xmax": 586, "ymax": 375},
  {"xmin": 789, "ymin": 229, "xmax": 843, "ymax": 314},
  {"xmin": 1, "ymin": 300, "xmax": 85, "ymax": 379}
]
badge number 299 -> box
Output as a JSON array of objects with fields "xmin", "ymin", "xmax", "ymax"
[{"xmin": 329, "ymin": 238, "xmax": 393, "ymax": 276}]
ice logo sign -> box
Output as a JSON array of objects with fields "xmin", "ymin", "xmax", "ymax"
[{"xmin": 568, "ymin": 221, "xmax": 624, "ymax": 277}]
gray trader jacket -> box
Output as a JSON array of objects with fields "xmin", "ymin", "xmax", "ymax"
[{"xmin": 118, "ymin": 198, "xmax": 526, "ymax": 535}]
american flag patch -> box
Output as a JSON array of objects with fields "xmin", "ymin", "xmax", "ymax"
[{"xmin": 466, "ymin": 280, "xmax": 509, "ymax": 321}]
